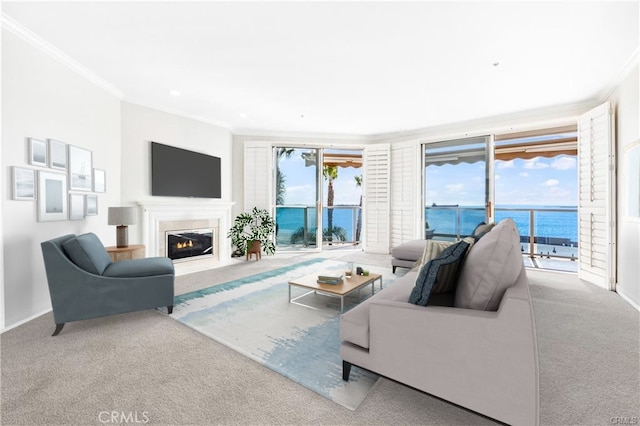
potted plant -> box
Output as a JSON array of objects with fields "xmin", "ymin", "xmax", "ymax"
[{"xmin": 227, "ymin": 207, "xmax": 276, "ymax": 258}]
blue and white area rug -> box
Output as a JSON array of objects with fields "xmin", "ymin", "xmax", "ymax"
[{"xmin": 170, "ymin": 258, "xmax": 397, "ymax": 410}]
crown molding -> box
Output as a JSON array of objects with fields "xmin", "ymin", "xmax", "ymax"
[
  {"xmin": 369, "ymin": 100, "xmax": 595, "ymax": 144},
  {"xmin": 121, "ymin": 97, "xmax": 233, "ymax": 131},
  {"xmin": 1, "ymin": 13, "xmax": 124, "ymax": 99},
  {"xmin": 597, "ymin": 47, "xmax": 639, "ymax": 103}
]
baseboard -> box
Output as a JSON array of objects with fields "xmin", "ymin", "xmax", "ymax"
[
  {"xmin": 617, "ymin": 287, "xmax": 640, "ymax": 312},
  {"xmin": 0, "ymin": 308, "xmax": 52, "ymax": 335}
]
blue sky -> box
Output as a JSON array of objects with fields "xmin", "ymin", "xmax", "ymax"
[
  {"xmin": 426, "ymin": 154, "xmax": 578, "ymax": 207},
  {"xmin": 278, "ymin": 151, "xmax": 577, "ymax": 207},
  {"xmin": 278, "ymin": 150, "xmax": 362, "ymax": 206}
]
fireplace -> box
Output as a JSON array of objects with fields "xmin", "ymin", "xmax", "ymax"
[
  {"xmin": 139, "ymin": 201, "xmax": 234, "ymax": 270},
  {"xmin": 166, "ymin": 228, "xmax": 214, "ymax": 262}
]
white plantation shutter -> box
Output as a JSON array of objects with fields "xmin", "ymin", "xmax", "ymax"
[
  {"xmin": 244, "ymin": 141, "xmax": 273, "ymax": 211},
  {"xmin": 363, "ymin": 144, "xmax": 391, "ymax": 253},
  {"xmin": 578, "ymin": 102, "xmax": 616, "ymax": 290},
  {"xmin": 390, "ymin": 141, "xmax": 421, "ymax": 247}
]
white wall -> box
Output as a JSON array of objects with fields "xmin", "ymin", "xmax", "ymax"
[
  {"xmin": 1, "ymin": 31, "xmax": 122, "ymax": 328},
  {"xmin": 611, "ymin": 64, "xmax": 640, "ymax": 307},
  {"xmin": 120, "ymin": 102, "xmax": 233, "ymax": 243}
]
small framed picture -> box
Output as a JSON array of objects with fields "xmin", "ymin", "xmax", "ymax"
[
  {"xmin": 37, "ymin": 171, "xmax": 67, "ymax": 222},
  {"xmin": 29, "ymin": 138, "xmax": 48, "ymax": 167},
  {"xmin": 93, "ymin": 168, "xmax": 106, "ymax": 193},
  {"xmin": 13, "ymin": 166, "xmax": 36, "ymax": 200},
  {"xmin": 48, "ymin": 139, "xmax": 67, "ymax": 170},
  {"xmin": 68, "ymin": 145, "xmax": 93, "ymax": 191},
  {"xmin": 85, "ymin": 194, "xmax": 98, "ymax": 216},
  {"xmin": 69, "ymin": 193, "xmax": 85, "ymax": 220}
]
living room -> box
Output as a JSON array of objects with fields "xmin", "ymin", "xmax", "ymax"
[{"xmin": 1, "ymin": 2, "xmax": 639, "ymax": 425}]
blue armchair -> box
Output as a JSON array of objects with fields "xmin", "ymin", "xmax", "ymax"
[{"xmin": 41, "ymin": 233, "xmax": 175, "ymax": 336}]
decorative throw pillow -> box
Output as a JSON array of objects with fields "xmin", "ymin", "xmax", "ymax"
[
  {"xmin": 472, "ymin": 222, "xmax": 496, "ymax": 241},
  {"xmin": 62, "ymin": 233, "xmax": 112, "ymax": 275},
  {"xmin": 408, "ymin": 240, "xmax": 470, "ymax": 306}
]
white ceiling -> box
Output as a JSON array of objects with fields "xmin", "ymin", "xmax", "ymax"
[{"xmin": 3, "ymin": 1, "xmax": 638, "ymax": 136}]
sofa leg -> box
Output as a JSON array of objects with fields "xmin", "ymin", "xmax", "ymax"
[
  {"xmin": 392, "ymin": 266, "xmax": 396, "ymax": 274},
  {"xmin": 167, "ymin": 306, "xmax": 173, "ymax": 315},
  {"xmin": 52, "ymin": 323, "xmax": 65, "ymax": 336},
  {"xmin": 342, "ymin": 360, "xmax": 352, "ymax": 381}
]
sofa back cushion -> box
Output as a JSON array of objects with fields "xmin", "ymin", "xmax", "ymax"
[
  {"xmin": 454, "ymin": 218, "xmax": 522, "ymax": 311},
  {"xmin": 62, "ymin": 233, "xmax": 112, "ymax": 275},
  {"xmin": 409, "ymin": 240, "xmax": 470, "ymax": 306}
]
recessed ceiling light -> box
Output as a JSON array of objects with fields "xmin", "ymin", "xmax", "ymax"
[{"xmin": 169, "ymin": 90, "xmax": 181, "ymax": 96}]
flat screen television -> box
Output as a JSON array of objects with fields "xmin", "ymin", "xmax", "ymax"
[{"xmin": 151, "ymin": 142, "xmax": 221, "ymax": 198}]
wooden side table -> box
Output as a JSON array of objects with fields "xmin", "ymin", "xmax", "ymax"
[{"xmin": 105, "ymin": 244, "xmax": 145, "ymax": 263}]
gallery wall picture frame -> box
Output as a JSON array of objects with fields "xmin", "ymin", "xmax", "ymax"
[
  {"xmin": 624, "ymin": 140, "xmax": 640, "ymax": 222},
  {"xmin": 12, "ymin": 166, "xmax": 36, "ymax": 200},
  {"xmin": 29, "ymin": 138, "xmax": 47, "ymax": 167},
  {"xmin": 85, "ymin": 194, "xmax": 98, "ymax": 216},
  {"xmin": 69, "ymin": 193, "xmax": 85, "ymax": 220},
  {"xmin": 93, "ymin": 168, "xmax": 106, "ymax": 193},
  {"xmin": 68, "ymin": 145, "xmax": 93, "ymax": 191},
  {"xmin": 37, "ymin": 171, "xmax": 67, "ymax": 222},
  {"xmin": 48, "ymin": 139, "xmax": 67, "ymax": 171}
]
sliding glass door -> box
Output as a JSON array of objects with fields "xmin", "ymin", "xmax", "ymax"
[
  {"xmin": 274, "ymin": 147, "xmax": 321, "ymax": 251},
  {"xmin": 423, "ymin": 136, "xmax": 493, "ymax": 241}
]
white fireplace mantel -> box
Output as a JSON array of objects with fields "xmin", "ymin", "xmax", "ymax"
[{"xmin": 138, "ymin": 201, "xmax": 235, "ymax": 261}]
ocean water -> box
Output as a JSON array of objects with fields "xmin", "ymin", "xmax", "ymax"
[{"xmin": 275, "ymin": 205, "xmax": 578, "ymax": 245}]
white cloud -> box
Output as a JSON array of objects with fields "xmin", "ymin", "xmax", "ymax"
[
  {"xmin": 542, "ymin": 179, "xmax": 560, "ymax": 187},
  {"xmin": 519, "ymin": 172, "xmax": 529, "ymax": 177},
  {"xmin": 497, "ymin": 160, "xmax": 515, "ymax": 169},
  {"xmin": 524, "ymin": 159, "xmax": 550, "ymax": 169},
  {"xmin": 472, "ymin": 176, "xmax": 482, "ymax": 182},
  {"xmin": 446, "ymin": 183, "xmax": 464, "ymax": 192},
  {"xmin": 551, "ymin": 157, "xmax": 577, "ymax": 170},
  {"xmin": 495, "ymin": 174, "xmax": 501, "ymax": 180}
]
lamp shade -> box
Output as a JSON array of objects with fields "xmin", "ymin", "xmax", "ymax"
[{"xmin": 108, "ymin": 207, "xmax": 137, "ymax": 226}]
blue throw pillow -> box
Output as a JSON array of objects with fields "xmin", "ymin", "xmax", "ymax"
[{"xmin": 408, "ymin": 240, "xmax": 470, "ymax": 306}]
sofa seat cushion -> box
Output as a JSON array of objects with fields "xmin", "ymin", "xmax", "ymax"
[
  {"xmin": 455, "ymin": 218, "xmax": 522, "ymax": 311},
  {"xmin": 391, "ymin": 239, "xmax": 427, "ymax": 261},
  {"xmin": 103, "ymin": 257, "xmax": 175, "ymax": 278},
  {"xmin": 340, "ymin": 271, "xmax": 417, "ymax": 349},
  {"xmin": 62, "ymin": 233, "xmax": 112, "ymax": 275}
]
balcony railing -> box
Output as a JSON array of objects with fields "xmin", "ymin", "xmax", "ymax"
[
  {"xmin": 425, "ymin": 206, "xmax": 578, "ymax": 261},
  {"xmin": 275, "ymin": 205, "xmax": 362, "ymax": 248}
]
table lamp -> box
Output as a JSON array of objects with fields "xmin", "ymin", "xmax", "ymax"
[{"xmin": 108, "ymin": 207, "xmax": 137, "ymax": 248}]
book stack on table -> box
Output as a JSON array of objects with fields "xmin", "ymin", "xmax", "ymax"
[{"xmin": 317, "ymin": 274, "xmax": 343, "ymax": 285}]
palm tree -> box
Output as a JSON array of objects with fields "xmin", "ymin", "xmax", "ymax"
[
  {"xmin": 276, "ymin": 148, "xmax": 295, "ymax": 205},
  {"xmin": 354, "ymin": 175, "xmax": 362, "ymax": 243},
  {"xmin": 323, "ymin": 165, "xmax": 339, "ymax": 244}
]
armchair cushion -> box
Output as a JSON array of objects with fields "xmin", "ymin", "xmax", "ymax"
[
  {"xmin": 62, "ymin": 233, "xmax": 112, "ymax": 275},
  {"xmin": 103, "ymin": 257, "xmax": 175, "ymax": 278},
  {"xmin": 409, "ymin": 240, "xmax": 470, "ymax": 306},
  {"xmin": 455, "ymin": 218, "xmax": 521, "ymax": 311}
]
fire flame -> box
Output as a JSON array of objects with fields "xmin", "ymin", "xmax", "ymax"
[{"xmin": 176, "ymin": 240, "xmax": 194, "ymax": 249}]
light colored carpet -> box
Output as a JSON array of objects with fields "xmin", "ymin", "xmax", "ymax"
[
  {"xmin": 171, "ymin": 258, "xmax": 397, "ymax": 410},
  {"xmin": 1, "ymin": 251, "xmax": 638, "ymax": 425}
]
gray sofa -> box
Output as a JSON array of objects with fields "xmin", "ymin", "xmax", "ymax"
[
  {"xmin": 41, "ymin": 233, "xmax": 175, "ymax": 336},
  {"xmin": 391, "ymin": 239, "xmax": 426, "ymax": 273},
  {"xmin": 340, "ymin": 219, "xmax": 539, "ymax": 426}
]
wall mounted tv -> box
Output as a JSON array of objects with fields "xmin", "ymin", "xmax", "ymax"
[{"xmin": 151, "ymin": 142, "xmax": 221, "ymax": 198}]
